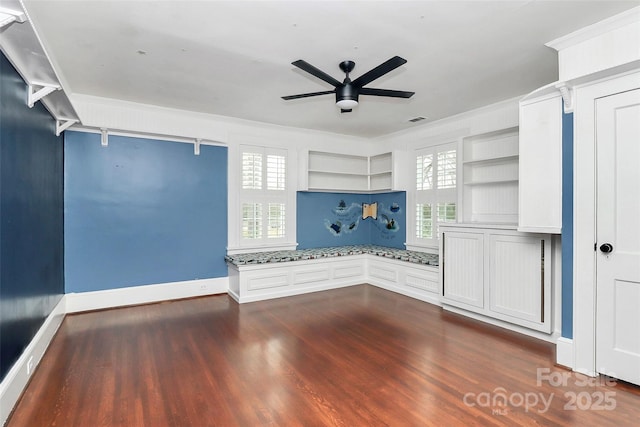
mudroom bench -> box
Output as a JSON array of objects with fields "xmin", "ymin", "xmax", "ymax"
[{"xmin": 226, "ymin": 245, "xmax": 440, "ymax": 304}]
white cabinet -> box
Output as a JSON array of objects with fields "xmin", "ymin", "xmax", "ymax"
[
  {"xmin": 441, "ymin": 225, "xmax": 551, "ymax": 333},
  {"xmin": 488, "ymin": 234, "xmax": 548, "ymax": 325},
  {"xmin": 462, "ymin": 128, "xmax": 519, "ymax": 224},
  {"xmin": 518, "ymin": 91, "xmax": 563, "ymax": 234},
  {"xmin": 442, "ymin": 230, "xmax": 484, "ymax": 309},
  {"xmin": 304, "ymin": 151, "xmax": 394, "ymax": 192}
]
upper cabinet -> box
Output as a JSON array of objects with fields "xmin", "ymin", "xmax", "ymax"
[
  {"xmin": 518, "ymin": 90, "xmax": 563, "ymax": 234},
  {"xmin": 462, "ymin": 127, "xmax": 520, "ymax": 224},
  {"xmin": 303, "ymin": 150, "xmax": 395, "ymax": 193}
]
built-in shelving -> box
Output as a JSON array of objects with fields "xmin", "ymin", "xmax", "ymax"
[
  {"xmin": 369, "ymin": 152, "xmax": 393, "ymax": 191},
  {"xmin": 462, "ymin": 154, "xmax": 519, "ymax": 166},
  {"xmin": 462, "ymin": 127, "xmax": 519, "ymax": 223},
  {"xmin": 463, "ymin": 178, "xmax": 519, "ymax": 186},
  {"xmin": 306, "ymin": 151, "xmax": 394, "ymax": 192}
]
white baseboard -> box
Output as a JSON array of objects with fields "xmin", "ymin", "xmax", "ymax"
[
  {"xmin": 65, "ymin": 277, "xmax": 229, "ymax": 313},
  {"xmin": 442, "ymin": 304, "xmax": 560, "ymax": 343},
  {"xmin": 556, "ymin": 337, "xmax": 574, "ymax": 369},
  {"xmin": 232, "ymin": 280, "xmax": 359, "ymax": 304},
  {"xmin": 0, "ymin": 297, "xmax": 66, "ymax": 427},
  {"xmin": 368, "ymin": 280, "xmax": 442, "ymax": 307}
]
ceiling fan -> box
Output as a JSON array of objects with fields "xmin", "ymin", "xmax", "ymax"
[{"xmin": 282, "ymin": 56, "xmax": 415, "ymax": 113}]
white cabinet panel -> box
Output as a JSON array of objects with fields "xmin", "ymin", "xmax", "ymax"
[
  {"xmin": 369, "ymin": 264, "xmax": 398, "ymax": 282},
  {"xmin": 489, "ymin": 234, "xmax": 550, "ymax": 329},
  {"xmin": 334, "ymin": 263, "xmax": 364, "ymax": 279},
  {"xmin": 406, "ymin": 270, "xmax": 439, "ymax": 293},
  {"xmin": 518, "ymin": 92, "xmax": 563, "ymax": 233},
  {"xmin": 247, "ymin": 272, "xmax": 290, "ymax": 291},
  {"xmin": 442, "ymin": 231, "xmax": 484, "ymax": 309},
  {"xmin": 292, "ymin": 268, "xmax": 330, "ymax": 285},
  {"xmin": 441, "ymin": 225, "xmax": 552, "ymax": 333}
]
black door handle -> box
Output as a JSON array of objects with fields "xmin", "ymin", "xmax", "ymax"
[{"xmin": 599, "ymin": 243, "xmax": 613, "ymax": 253}]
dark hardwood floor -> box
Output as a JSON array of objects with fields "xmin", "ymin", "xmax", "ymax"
[{"xmin": 7, "ymin": 285, "xmax": 640, "ymax": 426}]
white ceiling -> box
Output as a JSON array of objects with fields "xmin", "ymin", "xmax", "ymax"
[{"xmin": 21, "ymin": 0, "xmax": 639, "ymax": 138}]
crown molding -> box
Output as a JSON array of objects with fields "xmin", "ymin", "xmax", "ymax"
[{"xmin": 546, "ymin": 6, "xmax": 640, "ymax": 51}]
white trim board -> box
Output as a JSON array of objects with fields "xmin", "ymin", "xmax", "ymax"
[
  {"xmin": 65, "ymin": 277, "xmax": 229, "ymax": 313},
  {"xmin": 0, "ymin": 297, "xmax": 66, "ymax": 427},
  {"xmin": 572, "ymin": 71, "xmax": 640, "ymax": 377},
  {"xmin": 556, "ymin": 337, "xmax": 574, "ymax": 369}
]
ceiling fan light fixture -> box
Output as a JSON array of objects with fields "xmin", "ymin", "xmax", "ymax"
[{"xmin": 336, "ymin": 99, "xmax": 358, "ymax": 109}]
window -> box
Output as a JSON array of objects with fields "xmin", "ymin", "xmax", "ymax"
[
  {"xmin": 414, "ymin": 143, "xmax": 457, "ymax": 246},
  {"xmin": 242, "ymin": 203, "xmax": 262, "ymax": 239},
  {"xmin": 239, "ymin": 146, "xmax": 287, "ymax": 245},
  {"xmin": 242, "ymin": 152, "xmax": 263, "ymax": 190},
  {"xmin": 416, "ymin": 203, "xmax": 433, "ymax": 239},
  {"xmin": 437, "ymin": 150, "xmax": 456, "ymax": 189},
  {"xmin": 268, "ymin": 203, "xmax": 286, "ymax": 238},
  {"xmin": 416, "ymin": 154, "xmax": 433, "ymax": 191},
  {"xmin": 267, "ymin": 155, "xmax": 286, "ymax": 190}
]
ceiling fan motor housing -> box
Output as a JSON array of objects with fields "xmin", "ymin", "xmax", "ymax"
[{"xmin": 336, "ymin": 82, "xmax": 359, "ymax": 104}]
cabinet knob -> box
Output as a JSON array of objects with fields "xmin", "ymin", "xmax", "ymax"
[{"xmin": 599, "ymin": 243, "xmax": 613, "ymax": 254}]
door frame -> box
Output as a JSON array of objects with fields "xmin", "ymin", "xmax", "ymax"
[{"xmin": 573, "ymin": 70, "xmax": 640, "ymax": 376}]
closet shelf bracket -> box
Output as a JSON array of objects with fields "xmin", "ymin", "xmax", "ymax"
[{"xmin": 28, "ymin": 83, "xmax": 60, "ymax": 108}]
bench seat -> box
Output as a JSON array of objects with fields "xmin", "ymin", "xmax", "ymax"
[
  {"xmin": 225, "ymin": 244, "xmax": 439, "ymax": 267},
  {"xmin": 226, "ymin": 245, "xmax": 440, "ymax": 304}
]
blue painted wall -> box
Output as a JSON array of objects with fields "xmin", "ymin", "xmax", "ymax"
[
  {"xmin": 369, "ymin": 192, "xmax": 407, "ymax": 248},
  {"xmin": 561, "ymin": 109, "xmax": 574, "ymax": 339},
  {"xmin": 0, "ymin": 52, "xmax": 64, "ymax": 381},
  {"xmin": 64, "ymin": 132, "xmax": 227, "ymax": 293},
  {"xmin": 297, "ymin": 191, "xmax": 406, "ymax": 249}
]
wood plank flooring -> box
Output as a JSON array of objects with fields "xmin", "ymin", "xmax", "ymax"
[{"xmin": 7, "ymin": 285, "xmax": 640, "ymax": 426}]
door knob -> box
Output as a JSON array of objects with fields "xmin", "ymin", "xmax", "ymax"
[{"xmin": 599, "ymin": 243, "xmax": 613, "ymax": 253}]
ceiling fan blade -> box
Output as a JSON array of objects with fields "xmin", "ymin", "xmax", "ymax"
[
  {"xmin": 340, "ymin": 109, "xmax": 352, "ymax": 113},
  {"xmin": 352, "ymin": 56, "xmax": 407, "ymax": 88},
  {"xmin": 359, "ymin": 88, "xmax": 415, "ymax": 98},
  {"xmin": 292, "ymin": 60, "xmax": 342, "ymax": 87},
  {"xmin": 282, "ymin": 90, "xmax": 335, "ymax": 100}
]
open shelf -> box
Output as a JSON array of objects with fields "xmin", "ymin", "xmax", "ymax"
[
  {"xmin": 464, "ymin": 178, "xmax": 519, "ymax": 186},
  {"xmin": 462, "ymin": 154, "xmax": 519, "ymax": 166},
  {"xmin": 462, "ymin": 128, "xmax": 519, "ymax": 223},
  {"xmin": 306, "ymin": 151, "xmax": 394, "ymax": 192}
]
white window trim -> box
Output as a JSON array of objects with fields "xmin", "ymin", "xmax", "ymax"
[
  {"xmin": 227, "ymin": 143, "xmax": 297, "ymax": 254},
  {"xmin": 407, "ymin": 141, "xmax": 458, "ymax": 250}
]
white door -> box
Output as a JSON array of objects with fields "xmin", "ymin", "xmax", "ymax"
[{"xmin": 595, "ymin": 88, "xmax": 640, "ymax": 385}]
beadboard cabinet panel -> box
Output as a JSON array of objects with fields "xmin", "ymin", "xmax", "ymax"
[
  {"xmin": 518, "ymin": 92, "xmax": 563, "ymax": 233},
  {"xmin": 442, "ymin": 231, "xmax": 485, "ymax": 309},
  {"xmin": 441, "ymin": 225, "xmax": 552, "ymax": 333}
]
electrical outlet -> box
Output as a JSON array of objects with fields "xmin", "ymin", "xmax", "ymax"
[
  {"xmin": 199, "ymin": 283, "xmax": 208, "ymax": 291},
  {"xmin": 26, "ymin": 356, "xmax": 34, "ymax": 376}
]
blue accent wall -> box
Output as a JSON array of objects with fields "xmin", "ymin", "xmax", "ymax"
[
  {"xmin": 561, "ymin": 109, "xmax": 574, "ymax": 339},
  {"xmin": 0, "ymin": 52, "xmax": 64, "ymax": 381},
  {"xmin": 64, "ymin": 132, "xmax": 227, "ymax": 293},
  {"xmin": 297, "ymin": 191, "xmax": 406, "ymax": 249}
]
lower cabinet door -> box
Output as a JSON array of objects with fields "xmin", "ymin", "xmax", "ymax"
[
  {"xmin": 488, "ymin": 233, "xmax": 551, "ymax": 332},
  {"xmin": 442, "ymin": 231, "xmax": 485, "ymax": 309}
]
